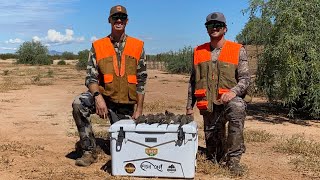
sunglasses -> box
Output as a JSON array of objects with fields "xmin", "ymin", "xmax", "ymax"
[
  {"xmin": 205, "ymin": 22, "xmax": 226, "ymax": 29},
  {"xmin": 111, "ymin": 13, "xmax": 128, "ymax": 21}
]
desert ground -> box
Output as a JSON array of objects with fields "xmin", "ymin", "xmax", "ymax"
[{"xmin": 0, "ymin": 60, "xmax": 319, "ymax": 180}]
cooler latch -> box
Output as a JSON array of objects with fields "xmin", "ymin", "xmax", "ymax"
[
  {"xmin": 177, "ymin": 126, "xmax": 185, "ymax": 141},
  {"xmin": 116, "ymin": 127, "xmax": 125, "ymax": 152}
]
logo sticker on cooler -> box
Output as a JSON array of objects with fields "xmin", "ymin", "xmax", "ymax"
[
  {"xmin": 167, "ymin": 164, "xmax": 176, "ymax": 173},
  {"xmin": 140, "ymin": 161, "xmax": 163, "ymax": 172},
  {"xmin": 145, "ymin": 147, "xmax": 158, "ymax": 156},
  {"xmin": 124, "ymin": 163, "xmax": 136, "ymax": 174}
]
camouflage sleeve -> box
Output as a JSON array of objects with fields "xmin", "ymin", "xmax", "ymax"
[
  {"xmin": 136, "ymin": 48, "xmax": 147, "ymax": 94},
  {"xmin": 85, "ymin": 46, "xmax": 99, "ymax": 88},
  {"xmin": 186, "ymin": 59, "xmax": 196, "ymax": 109},
  {"xmin": 230, "ymin": 47, "xmax": 250, "ymax": 96}
]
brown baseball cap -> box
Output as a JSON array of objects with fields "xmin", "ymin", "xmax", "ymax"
[
  {"xmin": 109, "ymin": 5, "xmax": 127, "ymax": 17},
  {"xmin": 205, "ymin": 12, "xmax": 226, "ymax": 25}
]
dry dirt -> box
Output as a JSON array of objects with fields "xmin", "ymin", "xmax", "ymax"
[{"xmin": 0, "ymin": 61, "xmax": 319, "ymax": 180}]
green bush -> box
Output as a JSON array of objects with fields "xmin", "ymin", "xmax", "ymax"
[
  {"xmin": 16, "ymin": 41, "xmax": 52, "ymax": 65},
  {"xmin": 76, "ymin": 49, "xmax": 90, "ymax": 70},
  {"xmin": 49, "ymin": 54, "xmax": 62, "ymax": 61},
  {"xmin": 57, "ymin": 60, "xmax": 66, "ymax": 65},
  {"xmin": 61, "ymin": 51, "xmax": 76, "ymax": 60},
  {"xmin": 0, "ymin": 53, "xmax": 18, "ymax": 60},
  {"xmin": 244, "ymin": 0, "xmax": 320, "ymax": 118},
  {"xmin": 161, "ymin": 46, "xmax": 193, "ymax": 74}
]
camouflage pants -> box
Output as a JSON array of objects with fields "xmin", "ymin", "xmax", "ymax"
[
  {"xmin": 203, "ymin": 97, "xmax": 246, "ymax": 163},
  {"xmin": 72, "ymin": 92, "xmax": 134, "ymax": 151}
]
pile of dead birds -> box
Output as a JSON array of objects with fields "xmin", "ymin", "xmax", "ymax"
[{"xmin": 136, "ymin": 110, "xmax": 193, "ymax": 125}]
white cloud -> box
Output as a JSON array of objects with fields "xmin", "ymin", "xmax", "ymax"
[
  {"xmin": 32, "ymin": 36, "xmax": 41, "ymax": 42},
  {"xmin": 75, "ymin": 36, "xmax": 85, "ymax": 42},
  {"xmin": 46, "ymin": 29, "xmax": 74, "ymax": 43},
  {"xmin": 5, "ymin": 38, "xmax": 23, "ymax": 44},
  {"xmin": 33, "ymin": 29, "xmax": 85, "ymax": 45},
  {"xmin": 1, "ymin": 47, "xmax": 17, "ymax": 50},
  {"xmin": 91, "ymin": 36, "xmax": 98, "ymax": 42}
]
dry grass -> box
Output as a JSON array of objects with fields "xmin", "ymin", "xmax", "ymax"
[
  {"xmin": 67, "ymin": 131, "xmax": 79, "ymax": 137},
  {"xmin": 274, "ymin": 134, "xmax": 320, "ymax": 157},
  {"xmin": 22, "ymin": 167, "xmax": 90, "ymax": 180},
  {"xmin": 38, "ymin": 113, "xmax": 56, "ymax": 118},
  {"xmin": 90, "ymin": 114, "xmax": 110, "ymax": 126},
  {"xmin": 0, "ymin": 155, "xmax": 13, "ymax": 169},
  {"xmin": 244, "ymin": 129, "xmax": 274, "ymax": 143},
  {"xmin": 30, "ymin": 74, "xmax": 53, "ymax": 86},
  {"xmin": 274, "ymin": 134, "xmax": 320, "ymax": 178},
  {"xmin": 94, "ymin": 131, "xmax": 109, "ymax": 139},
  {"xmin": 144, "ymin": 100, "xmax": 182, "ymax": 112},
  {"xmin": 0, "ymin": 66, "xmax": 58, "ymax": 92},
  {"xmin": 0, "ymin": 141, "xmax": 44, "ymax": 157},
  {"xmin": 195, "ymin": 153, "xmax": 244, "ymax": 178},
  {"xmin": 3, "ymin": 69, "xmax": 9, "ymax": 76},
  {"xmin": 0, "ymin": 77, "xmax": 24, "ymax": 92},
  {"xmin": 0, "ymin": 99, "xmax": 14, "ymax": 103}
]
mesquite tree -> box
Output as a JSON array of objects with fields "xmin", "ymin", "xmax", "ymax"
[
  {"xmin": 17, "ymin": 41, "xmax": 52, "ymax": 65},
  {"xmin": 245, "ymin": 0, "xmax": 320, "ymax": 118}
]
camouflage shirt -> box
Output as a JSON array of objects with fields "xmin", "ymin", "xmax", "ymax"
[
  {"xmin": 85, "ymin": 34, "xmax": 147, "ymax": 94},
  {"xmin": 186, "ymin": 45, "xmax": 250, "ymax": 109}
]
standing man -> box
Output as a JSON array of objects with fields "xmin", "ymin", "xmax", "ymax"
[
  {"xmin": 186, "ymin": 12, "xmax": 250, "ymax": 176},
  {"xmin": 72, "ymin": 5, "xmax": 147, "ymax": 167}
]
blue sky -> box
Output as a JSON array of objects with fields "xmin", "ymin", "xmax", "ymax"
[{"xmin": 0, "ymin": 0, "xmax": 250, "ymax": 55}]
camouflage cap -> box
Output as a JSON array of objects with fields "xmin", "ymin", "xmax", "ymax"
[
  {"xmin": 109, "ymin": 5, "xmax": 127, "ymax": 17},
  {"xmin": 205, "ymin": 12, "xmax": 226, "ymax": 25}
]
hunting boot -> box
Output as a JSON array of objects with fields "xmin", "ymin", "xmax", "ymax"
[
  {"xmin": 227, "ymin": 156, "xmax": 245, "ymax": 176},
  {"xmin": 75, "ymin": 150, "xmax": 98, "ymax": 167}
]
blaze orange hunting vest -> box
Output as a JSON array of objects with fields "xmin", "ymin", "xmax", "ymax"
[
  {"xmin": 193, "ymin": 40, "xmax": 242, "ymax": 114},
  {"xmin": 93, "ymin": 36, "xmax": 144, "ymax": 104}
]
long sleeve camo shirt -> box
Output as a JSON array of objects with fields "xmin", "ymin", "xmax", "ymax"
[
  {"xmin": 186, "ymin": 45, "xmax": 250, "ymax": 109},
  {"xmin": 85, "ymin": 34, "xmax": 147, "ymax": 94}
]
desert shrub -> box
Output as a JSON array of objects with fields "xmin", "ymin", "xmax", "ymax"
[
  {"xmin": 16, "ymin": 41, "xmax": 52, "ymax": 65},
  {"xmin": 76, "ymin": 49, "xmax": 90, "ymax": 70},
  {"xmin": 161, "ymin": 46, "xmax": 193, "ymax": 74},
  {"xmin": 57, "ymin": 60, "xmax": 66, "ymax": 65},
  {"xmin": 243, "ymin": 0, "xmax": 320, "ymax": 118},
  {"xmin": 49, "ymin": 54, "xmax": 62, "ymax": 60},
  {"xmin": 47, "ymin": 69, "xmax": 54, "ymax": 77},
  {"xmin": 3, "ymin": 70, "xmax": 9, "ymax": 76},
  {"xmin": 61, "ymin": 51, "xmax": 76, "ymax": 60},
  {"xmin": 244, "ymin": 129, "xmax": 274, "ymax": 143},
  {"xmin": 0, "ymin": 53, "xmax": 18, "ymax": 60}
]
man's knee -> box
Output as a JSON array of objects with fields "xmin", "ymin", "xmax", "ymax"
[
  {"xmin": 72, "ymin": 96, "xmax": 82, "ymax": 111},
  {"xmin": 227, "ymin": 97, "xmax": 246, "ymax": 112}
]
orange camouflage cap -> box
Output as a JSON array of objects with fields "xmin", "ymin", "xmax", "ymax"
[{"xmin": 109, "ymin": 5, "xmax": 127, "ymax": 17}]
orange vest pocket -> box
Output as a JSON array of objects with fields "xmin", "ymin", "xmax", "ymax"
[
  {"xmin": 196, "ymin": 100, "xmax": 208, "ymax": 110},
  {"xmin": 195, "ymin": 89, "xmax": 207, "ymax": 98},
  {"xmin": 127, "ymin": 75, "xmax": 137, "ymax": 84},
  {"xmin": 218, "ymin": 88, "xmax": 230, "ymax": 99},
  {"xmin": 104, "ymin": 74, "xmax": 113, "ymax": 83}
]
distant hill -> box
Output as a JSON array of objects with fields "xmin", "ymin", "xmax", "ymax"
[{"xmin": 49, "ymin": 50, "xmax": 63, "ymax": 56}]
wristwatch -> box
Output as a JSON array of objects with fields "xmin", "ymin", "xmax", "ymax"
[{"xmin": 93, "ymin": 91, "xmax": 101, "ymax": 97}]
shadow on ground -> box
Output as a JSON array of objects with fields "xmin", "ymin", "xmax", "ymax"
[
  {"xmin": 65, "ymin": 138, "xmax": 110, "ymax": 160},
  {"xmin": 247, "ymin": 101, "xmax": 311, "ymax": 126}
]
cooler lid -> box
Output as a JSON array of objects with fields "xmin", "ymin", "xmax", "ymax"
[{"xmin": 108, "ymin": 119, "xmax": 197, "ymax": 134}]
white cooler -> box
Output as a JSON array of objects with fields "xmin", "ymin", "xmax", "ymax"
[{"xmin": 109, "ymin": 119, "xmax": 198, "ymax": 179}]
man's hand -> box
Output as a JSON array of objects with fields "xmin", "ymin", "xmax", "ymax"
[
  {"xmin": 221, "ymin": 91, "xmax": 236, "ymax": 104},
  {"xmin": 95, "ymin": 95, "xmax": 108, "ymax": 119},
  {"xmin": 132, "ymin": 108, "xmax": 142, "ymax": 120},
  {"xmin": 186, "ymin": 108, "xmax": 194, "ymax": 116}
]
